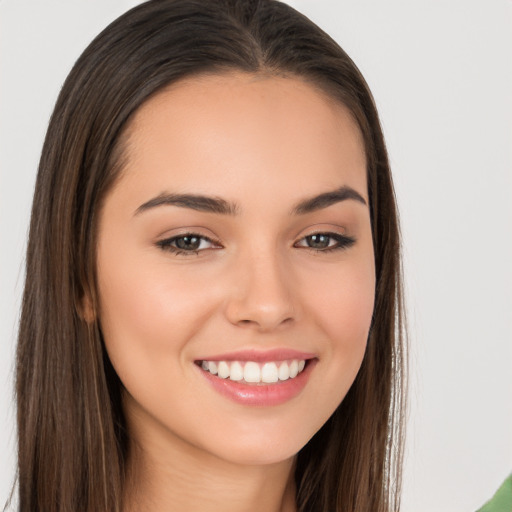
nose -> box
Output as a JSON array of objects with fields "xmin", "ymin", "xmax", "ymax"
[{"xmin": 224, "ymin": 250, "xmax": 297, "ymax": 332}]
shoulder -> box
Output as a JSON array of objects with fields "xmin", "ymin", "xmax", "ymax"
[{"xmin": 476, "ymin": 474, "xmax": 512, "ymax": 512}]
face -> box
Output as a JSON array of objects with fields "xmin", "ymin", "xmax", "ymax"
[{"xmin": 95, "ymin": 72, "xmax": 375, "ymax": 466}]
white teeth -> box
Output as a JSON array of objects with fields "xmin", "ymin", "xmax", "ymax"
[
  {"xmin": 200, "ymin": 359, "xmax": 308, "ymax": 383},
  {"xmin": 278, "ymin": 362, "xmax": 290, "ymax": 381},
  {"xmin": 289, "ymin": 360, "xmax": 299, "ymax": 378},
  {"xmin": 229, "ymin": 361, "xmax": 243, "ymax": 381},
  {"xmin": 207, "ymin": 361, "xmax": 218, "ymax": 375},
  {"xmin": 217, "ymin": 361, "xmax": 230, "ymax": 379},
  {"xmin": 261, "ymin": 362, "xmax": 279, "ymax": 383},
  {"xmin": 244, "ymin": 362, "xmax": 261, "ymax": 383}
]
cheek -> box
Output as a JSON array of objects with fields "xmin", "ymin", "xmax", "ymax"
[
  {"xmin": 328, "ymin": 277, "xmax": 375, "ymax": 343},
  {"xmin": 303, "ymin": 255, "xmax": 375, "ymax": 392},
  {"xmin": 96, "ymin": 248, "xmax": 195, "ymax": 373},
  {"xmin": 311, "ymin": 260, "xmax": 375, "ymax": 345},
  {"xmin": 96, "ymin": 247, "xmax": 230, "ymax": 395}
]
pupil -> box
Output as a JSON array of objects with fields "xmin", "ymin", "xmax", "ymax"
[
  {"xmin": 308, "ymin": 234, "xmax": 329, "ymax": 248},
  {"xmin": 176, "ymin": 236, "xmax": 200, "ymax": 250}
]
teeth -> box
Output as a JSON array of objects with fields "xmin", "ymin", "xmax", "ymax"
[
  {"xmin": 244, "ymin": 362, "xmax": 261, "ymax": 383},
  {"xmin": 199, "ymin": 359, "xmax": 307, "ymax": 384},
  {"xmin": 278, "ymin": 362, "xmax": 290, "ymax": 381},
  {"xmin": 289, "ymin": 360, "xmax": 299, "ymax": 378},
  {"xmin": 261, "ymin": 362, "xmax": 278, "ymax": 383},
  {"xmin": 208, "ymin": 361, "xmax": 218, "ymax": 375},
  {"xmin": 217, "ymin": 361, "xmax": 230, "ymax": 379},
  {"xmin": 230, "ymin": 361, "xmax": 243, "ymax": 381}
]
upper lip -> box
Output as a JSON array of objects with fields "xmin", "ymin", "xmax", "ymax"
[{"xmin": 195, "ymin": 348, "xmax": 317, "ymax": 363}]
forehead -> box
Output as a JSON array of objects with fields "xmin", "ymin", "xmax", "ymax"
[{"xmin": 116, "ymin": 71, "xmax": 367, "ymax": 205}]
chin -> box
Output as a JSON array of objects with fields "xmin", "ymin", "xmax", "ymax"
[{"xmin": 190, "ymin": 410, "xmax": 327, "ymax": 467}]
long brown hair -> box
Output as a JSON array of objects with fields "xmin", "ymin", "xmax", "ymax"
[{"xmin": 15, "ymin": 1, "xmax": 407, "ymax": 510}]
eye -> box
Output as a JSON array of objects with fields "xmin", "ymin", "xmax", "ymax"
[
  {"xmin": 294, "ymin": 232, "xmax": 355, "ymax": 252},
  {"xmin": 156, "ymin": 233, "xmax": 221, "ymax": 256}
]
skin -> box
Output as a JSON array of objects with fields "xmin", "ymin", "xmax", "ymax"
[{"xmin": 94, "ymin": 72, "xmax": 376, "ymax": 512}]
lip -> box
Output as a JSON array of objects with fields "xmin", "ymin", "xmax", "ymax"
[
  {"xmin": 195, "ymin": 348, "xmax": 317, "ymax": 363},
  {"xmin": 195, "ymin": 356, "xmax": 318, "ymax": 407}
]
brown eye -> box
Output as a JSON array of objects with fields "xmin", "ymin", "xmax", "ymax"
[
  {"xmin": 305, "ymin": 234, "xmax": 331, "ymax": 249},
  {"xmin": 295, "ymin": 232, "xmax": 356, "ymax": 252},
  {"xmin": 175, "ymin": 235, "xmax": 202, "ymax": 250},
  {"xmin": 156, "ymin": 233, "xmax": 221, "ymax": 255}
]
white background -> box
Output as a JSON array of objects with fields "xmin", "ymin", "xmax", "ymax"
[{"xmin": 1, "ymin": 1, "xmax": 511, "ymax": 510}]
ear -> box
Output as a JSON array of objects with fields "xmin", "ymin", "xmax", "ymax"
[{"xmin": 77, "ymin": 290, "xmax": 96, "ymax": 324}]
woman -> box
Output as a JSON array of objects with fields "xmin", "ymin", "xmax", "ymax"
[{"xmin": 14, "ymin": 0, "xmax": 406, "ymax": 511}]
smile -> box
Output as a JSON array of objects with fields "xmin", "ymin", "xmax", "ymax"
[
  {"xmin": 199, "ymin": 359, "xmax": 307, "ymax": 384},
  {"xmin": 195, "ymin": 351, "xmax": 317, "ymax": 406}
]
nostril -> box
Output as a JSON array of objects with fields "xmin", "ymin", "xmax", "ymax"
[{"xmin": 235, "ymin": 316, "xmax": 294, "ymax": 330}]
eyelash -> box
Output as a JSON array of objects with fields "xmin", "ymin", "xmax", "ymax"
[
  {"xmin": 156, "ymin": 232, "xmax": 356, "ymax": 256},
  {"xmin": 156, "ymin": 234, "xmax": 222, "ymax": 256},
  {"xmin": 295, "ymin": 232, "xmax": 355, "ymax": 253}
]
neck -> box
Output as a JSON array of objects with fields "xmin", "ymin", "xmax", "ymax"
[{"xmin": 123, "ymin": 417, "xmax": 297, "ymax": 512}]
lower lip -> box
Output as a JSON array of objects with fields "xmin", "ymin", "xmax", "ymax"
[{"xmin": 197, "ymin": 359, "xmax": 317, "ymax": 406}]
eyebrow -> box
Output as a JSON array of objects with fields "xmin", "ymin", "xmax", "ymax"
[
  {"xmin": 135, "ymin": 185, "xmax": 367, "ymax": 217},
  {"xmin": 136, "ymin": 193, "xmax": 239, "ymax": 215},
  {"xmin": 291, "ymin": 186, "xmax": 367, "ymax": 214}
]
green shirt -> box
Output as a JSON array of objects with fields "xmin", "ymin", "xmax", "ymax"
[{"xmin": 477, "ymin": 474, "xmax": 512, "ymax": 512}]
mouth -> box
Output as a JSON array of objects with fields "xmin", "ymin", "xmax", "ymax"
[
  {"xmin": 194, "ymin": 351, "xmax": 317, "ymax": 406},
  {"xmin": 195, "ymin": 358, "xmax": 308, "ymax": 385}
]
